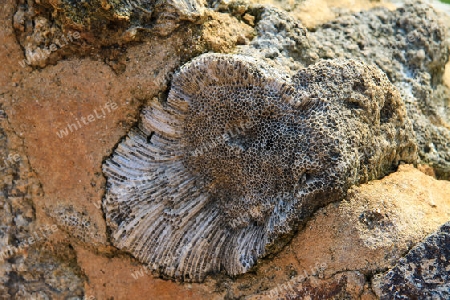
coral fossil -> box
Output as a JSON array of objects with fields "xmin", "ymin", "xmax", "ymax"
[{"xmin": 103, "ymin": 54, "xmax": 416, "ymax": 282}]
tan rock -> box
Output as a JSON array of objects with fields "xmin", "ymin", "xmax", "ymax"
[
  {"xmin": 75, "ymin": 246, "xmax": 221, "ymax": 300},
  {"xmin": 1, "ymin": 0, "xmax": 449, "ymax": 297},
  {"xmin": 7, "ymin": 60, "xmax": 137, "ymax": 246},
  {"xmin": 201, "ymin": 11, "xmax": 254, "ymax": 53},
  {"xmin": 80, "ymin": 164, "xmax": 444, "ymax": 298},
  {"xmin": 239, "ymin": 165, "xmax": 450, "ymax": 299}
]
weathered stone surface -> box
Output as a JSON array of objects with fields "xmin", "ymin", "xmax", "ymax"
[
  {"xmin": 237, "ymin": 5, "xmax": 309, "ymax": 73},
  {"xmin": 6, "ymin": 0, "xmax": 251, "ymax": 248},
  {"xmin": 239, "ymin": 1, "xmax": 450, "ymax": 178},
  {"xmin": 305, "ymin": 1, "xmax": 450, "ymax": 178},
  {"xmin": 373, "ymin": 222, "xmax": 450, "ymax": 299},
  {"xmin": 3, "ymin": 244, "xmax": 86, "ymax": 299},
  {"xmin": 12, "ymin": 0, "xmax": 252, "ymax": 70},
  {"xmin": 446, "ymin": 62, "xmax": 450, "ymax": 87},
  {"xmin": 245, "ymin": 0, "xmax": 396, "ymax": 28},
  {"xmin": 1, "ymin": 0, "xmax": 450, "ymax": 297},
  {"xmin": 0, "ymin": 3, "xmax": 87, "ymax": 297},
  {"xmin": 240, "ymin": 165, "xmax": 450, "ymax": 299},
  {"xmin": 75, "ymin": 245, "xmax": 216, "ymax": 300},
  {"xmin": 33, "ymin": 0, "xmax": 206, "ymax": 35},
  {"xmin": 248, "ymin": 271, "xmax": 371, "ymax": 300},
  {"xmin": 1, "ymin": 0, "xmax": 256, "ymax": 296}
]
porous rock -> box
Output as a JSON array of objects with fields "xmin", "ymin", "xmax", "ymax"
[
  {"xmin": 237, "ymin": 5, "xmax": 309, "ymax": 74},
  {"xmin": 103, "ymin": 53, "xmax": 416, "ymax": 282},
  {"xmin": 372, "ymin": 222, "xmax": 450, "ymax": 299},
  {"xmin": 306, "ymin": 1, "xmax": 450, "ymax": 178},
  {"xmin": 45, "ymin": 0, "xmax": 206, "ymax": 33},
  {"xmin": 241, "ymin": 1, "xmax": 450, "ymax": 177},
  {"xmin": 13, "ymin": 0, "xmax": 209, "ymax": 69}
]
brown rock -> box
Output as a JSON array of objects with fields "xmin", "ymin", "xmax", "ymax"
[
  {"xmin": 248, "ymin": 271, "xmax": 372, "ymax": 300},
  {"xmin": 75, "ymin": 246, "xmax": 219, "ymax": 300},
  {"xmin": 237, "ymin": 165, "xmax": 450, "ymax": 299},
  {"xmin": 1, "ymin": 0, "xmax": 449, "ymax": 297},
  {"xmin": 7, "ymin": 60, "xmax": 137, "ymax": 246},
  {"xmin": 201, "ymin": 11, "xmax": 254, "ymax": 52},
  {"xmin": 290, "ymin": 164, "xmax": 450, "ymax": 279},
  {"xmin": 3, "ymin": 1, "xmax": 252, "ymax": 251}
]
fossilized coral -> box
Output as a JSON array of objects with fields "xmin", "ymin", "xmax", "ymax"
[
  {"xmin": 103, "ymin": 53, "xmax": 416, "ymax": 282},
  {"xmin": 306, "ymin": 2, "xmax": 450, "ymax": 178}
]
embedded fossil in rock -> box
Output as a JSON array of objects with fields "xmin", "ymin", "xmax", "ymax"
[
  {"xmin": 102, "ymin": 53, "xmax": 417, "ymax": 282},
  {"xmin": 307, "ymin": 2, "xmax": 450, "ymax": 178}
]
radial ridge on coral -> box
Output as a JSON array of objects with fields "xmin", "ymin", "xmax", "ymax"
[{"xmin": 103, "ymin": 53, "xmax": 417, "ymax": 282}]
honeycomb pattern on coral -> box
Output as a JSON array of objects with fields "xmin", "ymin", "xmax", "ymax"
[
  {"xmin": 307, "ymin": 2, "xmax": 450, "ymax": 178},
  {"xmin": 51, "ymin": 205, "xmax": 104, "ymax": 245},
  {"xmin": 102, "ymin": 53, "xmax": 417, "ymax": 282}
]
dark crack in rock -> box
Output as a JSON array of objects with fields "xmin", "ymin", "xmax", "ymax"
[
  {"xmin": 305, "ymin": 1, "xmax": 450, "ymax": 178},
  {"xmin": 373, "ymin": 222, "xmax": 450, "ymax": 299},
  {"xmin": 102, "ymin": 53, "xmax": 416, "ymax": 282}
]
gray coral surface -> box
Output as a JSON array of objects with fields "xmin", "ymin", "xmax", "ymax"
[{"xmin": 103, "ymin": 53, "xmax": 417, "ymax": 282}]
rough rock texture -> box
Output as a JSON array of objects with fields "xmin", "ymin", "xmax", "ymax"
[
  {"xmin": 7, "ymin": 0, "xmax": 252, "ymax": 247},
  {"xmin": 305, "ymin": 2, "xmax": 450, "ymax": 178},
  {"xmin": 2, "ymin": 0, "xmax": 254, "ymax": 296},
  {"xmin": 3, "ymin": 245, "xmax": 86, "ymax": 299},
  {"xmin": 245, "ymin": 0, "xmax": 396, "ymax": 28},
  {"xmin": 14, "ymin": 0, "xmax": 207, "ymax": 43},
  {"xmin": 249, "ymin": 271, "xmax": 371, "ymax": 300},
  {"xmin": 13, "ymin": 0, "xmax": 253, "ymax": 70},
  {"xmin": 1, "ymin": 0, "xmax": 449, "ymax": 297},
  {"xmin": 236, "ymin": 1, "xmax": 450, "ymax": 178},
  {"xmin": 446, "ymin": 61, "xmax": 450, "ymax": 87},
  {"xmin": 52, "ymin": 163, "xmax": 450, "ymax": 299},
  {"xmin": 237, "ymin": 6, "xmax": 309, "ymax": 73},
  {"xmin": 0, "ymin": 94, "xmax": 85, "ymax": 297},
  {"xmin": 103, "ymin": 53, "xmax": 416, "ymax": 282},
  {"xmin": 245, "ymin": 165, "xmax": 450, "ymax": 300},
  {"xmin": 75, "ymin": 245, "xmax": 217, "ymax": 300},
  {"xmin": 373, "ymin": 222, "xmax": 450, "ymax": 299}
]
